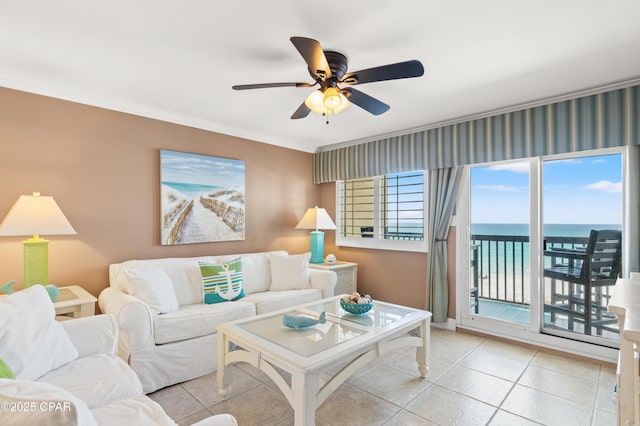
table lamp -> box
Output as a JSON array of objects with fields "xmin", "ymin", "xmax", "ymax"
[
  {"xmin": 295, "ymin": 206, "xmax": 336, "ymax": 264},
  {"xmin": 0, "ymin": 192, "xmax": 76, "ymax": 287}
]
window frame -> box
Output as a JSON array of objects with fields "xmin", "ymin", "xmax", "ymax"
[{"xmin": 335, "ymin": 171, "xmax": 428, "ymax": 253}]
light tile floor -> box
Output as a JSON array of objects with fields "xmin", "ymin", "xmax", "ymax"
[{"xmin": 149, "ymin": 328, "xmax": 617, "ymax": 426}]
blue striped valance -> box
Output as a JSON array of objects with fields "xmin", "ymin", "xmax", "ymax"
[{"xmin": 313, "ymin": 84, "xmax": 640, "ymax": 183}]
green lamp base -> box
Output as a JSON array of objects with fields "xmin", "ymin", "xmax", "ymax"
[{"xmin": 23, "ymin": 236, "xmax": 49, "ymax": 287}]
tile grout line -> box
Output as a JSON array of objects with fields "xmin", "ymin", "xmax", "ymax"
[
  {"xmin": 490, "ymin": 347, "xmax": 540, "ymax": 424},
  {"xmin": 160, "ymin": 329, "xmax": 615, "ymax": 425}
]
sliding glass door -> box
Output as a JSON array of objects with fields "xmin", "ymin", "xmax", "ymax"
[
  {"xmin": 468, "ymin": 160, "xmax": 532, "ymax": 326},
  {"xmin": 541, "ymin": 153, "xmax": 622, "ymax": 344},
  {"xmin": 458, "ymin": 149, "xmax": 623, "ymax": 349}
]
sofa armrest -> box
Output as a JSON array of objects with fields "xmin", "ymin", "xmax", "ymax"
[
  {"xmin": 309, "ymin": 269, "xmax": 337, "ymax": 298},
  {"xmin": 98, "ymin": 287, "xmax": 155, "ymax": 356},
  {"xmin": 61, "ymin": 314, "xmax": 118, "ymax": 358}
]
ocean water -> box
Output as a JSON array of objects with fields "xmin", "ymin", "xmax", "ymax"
[
  {"xmin": 162, "ymin": 181, "xmax": 219, "ymax": 197},
  {"xmin": 470, "ymin": 223, "xmax": 622, "ymax": 275},
  {"xmin": 472, "ymin": 223, "xmax": 622, "ymax": 238}
]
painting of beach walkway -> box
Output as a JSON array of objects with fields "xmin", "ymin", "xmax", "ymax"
[{"xmin": 161, "ymin": 150, "xmax": 245, "ymax": 245}]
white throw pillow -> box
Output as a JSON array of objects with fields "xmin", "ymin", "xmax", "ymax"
[
  {"xmin": 241, "ymin": 253, "xmax": 272, "ymax": 294},
  {"xmin": 269, "ymin": 252, "xmax": 311, "ymax": 291},
  {"xmin": 123, "ymin": 268, "xmax": 179, "ymax": 315},
  {"xmin": 0, "ymin": 378, "xmax": 97, "ymax": 426},
  {"xmin": 0, "ymin": 285, "xmax": 79, "ymax": 381}
]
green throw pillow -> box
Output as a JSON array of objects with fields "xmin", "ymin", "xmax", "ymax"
[
  {"xmin": 199, "ymin": 258, "xmax": 246, "ymax": 304},
  {"xmin": 0, "ymin": 358, "xmax": 14, "ymax": 379}
]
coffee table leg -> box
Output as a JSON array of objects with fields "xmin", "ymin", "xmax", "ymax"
[
  {"xmin": 291, "ymin": 372, "xmax": 318, "ymax": 426},
  {"xmin": 217, "ymin": 332, "xmax": 232, "ymax": 398},
  {"xmin": 416, "ymin": 317, "xmax": 431, "ymax": 378}
]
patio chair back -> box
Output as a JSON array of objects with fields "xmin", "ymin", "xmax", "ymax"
[
  {"xmin": 543, "ymin": 229, "xmax": 621, "ymax": 336},
  {"xmin": 579, "ymin": 229, "xmax": 622, "ymax": 285}
]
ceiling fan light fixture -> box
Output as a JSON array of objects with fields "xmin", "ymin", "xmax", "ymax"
[
  {"xmin": 323, "ymin": 87, "xmax": 342, "ymax": 109},
  {"xmin": 305, "ymin": 89, "xmax": 350, "ymax": 115}
]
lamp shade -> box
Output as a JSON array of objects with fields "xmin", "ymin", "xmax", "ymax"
[
  {"xmin": 295, "ymin": 207, "xmax": 336, "ymax": 231},
  {"xmin": 0, "ymin": 193, "xmax": 76, "ymax": 237}
]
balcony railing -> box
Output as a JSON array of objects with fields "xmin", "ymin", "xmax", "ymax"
[{"xmin": 470, "ymin": 233, "xmax": 589, "ymax": 306}]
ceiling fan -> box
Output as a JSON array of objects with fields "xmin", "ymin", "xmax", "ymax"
[{"xmin": 232, "ymin": 37, "xmax": 425, "ymax": 120}]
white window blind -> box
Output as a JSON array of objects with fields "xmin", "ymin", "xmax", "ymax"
[
  {"xmin": 336, "ymin": 171, "xmax": 427, "ymax": 252},
  {"xmin": 381, "ymin": 171, "xmax": 425, "ymax": 241}
]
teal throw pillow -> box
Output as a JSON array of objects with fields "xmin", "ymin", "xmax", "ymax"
[
  {"xmin": 0, "ymin": 358, "xmax": 14, "ymax": 379},
  {"xmin": 199, "ymin": 258, "xmax": 246, "ymax": 304}
]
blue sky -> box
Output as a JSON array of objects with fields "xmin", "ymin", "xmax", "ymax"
[
  {"xmin": 471, "ymin": 153, "xmax": 622, "ymax": 224},
  {"xmin": 160, "ymin": 150, "xmax": 245, "ymax": 187}
]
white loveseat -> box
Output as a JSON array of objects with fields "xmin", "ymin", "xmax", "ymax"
[
  {"xmin": 98, "ymin": 250, "xmax": 337, "ymax": 393},
  {"xmin": 0, "ymin": 285, "xmax": 237, "ymax": 426}
]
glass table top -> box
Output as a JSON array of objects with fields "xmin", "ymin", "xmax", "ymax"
[
  {"xmin": 236, "ymin": 298, "xmax": 420, "ymax": 357},
  {"xmin": 304, "ymin": 298, "xmax": 414, "ymax": 328},
  {"xmin": 238, "ymin": 311, "xmax": 365, "ymax": 357}
]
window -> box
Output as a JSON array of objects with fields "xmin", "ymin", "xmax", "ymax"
[{"xmin": 336, "ymin": 171, "xmax": 427, "ymax": 252}]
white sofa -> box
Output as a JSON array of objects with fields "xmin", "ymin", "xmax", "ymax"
[
  {"xmin": 0, "ymin": 285, "xmax": 237, "ymax": 426},
  {"xmin": 98, "ymin": 250, "xmax": 337, "ymax": 393}
]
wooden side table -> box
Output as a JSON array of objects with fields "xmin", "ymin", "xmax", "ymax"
[
  {"xmin": 53, "ymin": 285, "xmax": 97, "ymax": 320},
  {"xmin": 309, "ymin": 261, "xmax": 358, "ymax": 296}
]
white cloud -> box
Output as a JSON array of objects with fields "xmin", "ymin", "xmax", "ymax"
[
  {"xmin": 584, "ymin": 180, "xmax": 622, "ymax": 193},
  {"xmin": 478, "ymin": 185, "xmax": 519, "ymax": 192},
  {"xmin": 488, "ymin": 162, "xmax": 529, "ymax": 173},
  {"xmin": 550, "ymin": 159, "xmax": 582, "ymax": 164}
]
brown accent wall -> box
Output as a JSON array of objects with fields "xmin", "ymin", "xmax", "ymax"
[
  {"xmin": 0, "ymin": 88, "xmax": 319, "ymax": 298},
  {"xmin": 318, "ymin": 182, "xmax": 429, "ymax": 309},
  {"xmin": 319, "ymin": 182, "xmax": 458, "ymax": 315}
]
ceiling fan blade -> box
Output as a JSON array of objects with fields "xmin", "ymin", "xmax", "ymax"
[
  {"xmin": 232, "ymin": 82, "xmax": 314, "ymax": 90},
  {"xmin": 343, "ymin": 88, "xmax": 390, "ymax": 115},
  {"xmin": 291, "ymin": 102, "xmax": 311, "ymax": 119},
  {"xmin": 341, "ymin": 60, "xmax": 424, "ymax": 85},
  {"xmin": 290, "ymin": 36, "xmax": 332, "ymax": 80}
]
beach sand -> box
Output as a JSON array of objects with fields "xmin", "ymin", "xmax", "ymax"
[
  {"xmin": 176, "ymin": 196, "xmax": 242, "ymax": 243},
  {"xmin": 161, "ymin": 185, "xmax": 244, "ymax": 244}
]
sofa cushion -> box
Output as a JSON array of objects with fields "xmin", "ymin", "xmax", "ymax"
[
  {"xmin": 0, "ymin": 285, "xmax": 78, "ymax": 381},
  {"xmin": 38, "ymin": 353, "xmax": 143, "ymax": 409},
  {"xmin": 91, "ymin": 395, "xmax": 176, "ymax": 426},
  {"xmin": 155, "ymin": 261, "xmax": 206, "ymax": 306},
  {"xmin": 0, "ymin": 378, "xmax": 97, "ymax": 426},
  {"xmin": 269, "ymin": 252, "xmax": 311, "ymax": 291},
  {"xmin": 200, "ymin": 258, "xmax": 246, "ymax": 304},
  {"xmin": 242, "ymin": 289, "xmax": 322, "ymax": 315},
  {"xmin": 153, "ymin": 301, "xmax": 256, "ymax": 344},
  {"xmin": 114, "ymin": 258, "xmax": 206, "ymax": 306},
  {"xmin": 241, "ymin": 252, "xmax": 272, "ymax": 294},
  {"xmin": 109, "ymin": 251, "xmax": 290, "ymax": 305},
  {"xmin": 124, "ymin": 268, "xmax": 179, "ymax": 315}
]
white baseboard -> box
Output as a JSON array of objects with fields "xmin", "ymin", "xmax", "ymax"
[{"xmin": 431, "ymin": 318, "xmax": 456, "ymax": 331}]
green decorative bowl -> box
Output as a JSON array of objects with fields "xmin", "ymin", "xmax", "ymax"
[{"xmin": 340, "ymin": 300, "xmax": 373, "ymax": 315}]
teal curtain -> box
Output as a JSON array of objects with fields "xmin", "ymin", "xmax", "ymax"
[
  {"xmin": 314, "ymin": 84, "xmax": 640, "ymax": 183},
  {"xmin": 427, "ymin": 167, "xmax": 463, "ymax": 322}
]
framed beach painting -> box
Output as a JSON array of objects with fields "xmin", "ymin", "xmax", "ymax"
[{"xmin": 160, "ymin": 150, "xmax": 245, "ymax": 245}]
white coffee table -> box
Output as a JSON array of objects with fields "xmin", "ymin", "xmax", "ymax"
[{"xmin": 216, "ymin": 296, "xmax": 431, "ymax": 426}]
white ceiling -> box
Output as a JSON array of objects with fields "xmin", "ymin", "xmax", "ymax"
[{"xmin": 2, "ymin": 1, "xmax": 640, "ymax": 153}]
